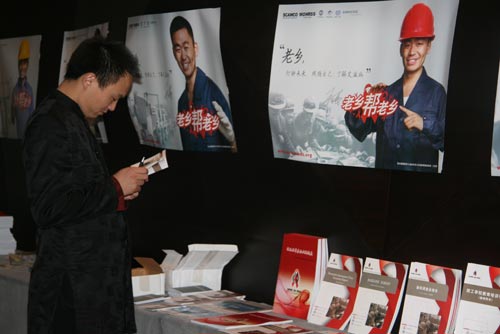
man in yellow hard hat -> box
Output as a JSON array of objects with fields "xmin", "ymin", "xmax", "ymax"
[
  {"xmin": 344, "ymin": 3, "xmax": 447, "ymax": 172},
  {"xmin": 11, "ymin": 39, "xmax": 35, "ymax": 138}
]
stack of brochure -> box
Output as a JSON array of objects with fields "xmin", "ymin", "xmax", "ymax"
[
  {"xmin": 307, "ymin": 253, "xmax": 363, "ymax": 331},
  {"xmin": 0, "ymin": 215, "xmax": 16, "ymax": 255},
  {"xmin": 398, "ymin": 261, "xmax": 462, "ymax": 334},
  {"xmin": 454, "ymin": 262, "xmax": 500, "ymax": 334},
  {"xmin": 161, "ymin": 243, "xmax": 238, "ymax": 291},
  {"xmin": 272, "ymin": 233, "xmax": 328, "ymax": 320},
  {"xmin": 348, "ymin": 257, "xmax": 409, "ymax": 334}
]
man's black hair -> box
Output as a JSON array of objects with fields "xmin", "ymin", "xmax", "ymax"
[
  {"xmin": 169, "ymin": 16, "xmax": 195, "ymax": 42},
  {"xmin": 64, "ymin": 36, "xmax": 141, "ymax": 87}
]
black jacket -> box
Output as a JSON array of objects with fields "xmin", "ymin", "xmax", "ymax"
[{"xmin": 23, "ymin": 89, "xmax": 136, "ymax": 334}]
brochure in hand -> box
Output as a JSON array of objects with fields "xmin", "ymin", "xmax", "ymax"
[{"xmin": 132, "ymin": 149, "xmax": 168, "ymax": 175}]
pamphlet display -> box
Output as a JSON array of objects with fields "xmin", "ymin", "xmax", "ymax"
[
  {"xmin": 273, "ymin": 233, "xmax": 328, "ymax": 320},
  {"xmin": 454, "ymin": 262, "xmax": 500, "ymax": 334},
  {"xmin": 398, "ymin": 262, "xmax": 462, "ymax": 334},
  {"xmin": 307, "ymin": 253, "xmax": 363, "ymax": 331},
  {"xmin": 348, "ymin": 257, "xmax": 408, "ymax": 334}
]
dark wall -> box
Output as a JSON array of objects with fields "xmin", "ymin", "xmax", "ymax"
[{"xmin": 1, "ymin": 0, "xmax": 500, "ymax": 312}]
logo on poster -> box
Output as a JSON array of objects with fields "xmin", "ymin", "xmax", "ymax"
[
  {"xmin": 283, "ymin": 12, "xmax": 298, "ymax": 19},
  {"xmin": 299, "ymin": 11, "xmax": 316, "ymax": 18}
]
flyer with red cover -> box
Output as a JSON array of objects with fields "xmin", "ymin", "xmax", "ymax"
[
  {"xmin": 272, "ymin": 233, "xmax": 328, "ymax": 320},
  {"xmin": 307, "ymin": 253, "xmax": 363, "ymax": 330},
  {"xmin": 348, "ymin": 257, "xmax": 408, "ymax": 334},
  {"xmin": 398, "ymin": 262, "xmax": 462, "ymax": 334}
]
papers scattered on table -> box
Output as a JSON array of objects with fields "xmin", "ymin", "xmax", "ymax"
[
  {"xmin": 167, "ymin": 285, "xmax": 212, "ymax": 296},
  {"xmin": 151, "ymin": 299, "xmax": 271, "ymax": 319},
  {"xmin": 221, "ymin": 323, "xmax": 312, "ymax": 334},
  {"xmin": 133, "ymin": 293, "xmax": 169, "ymax": 305},
  {"xmin": 136, "ymin": 289, "xmax": 247, "ymax": 311},
  {"xmin": 191, "ymin": 311, "xmax": 293, "ymax": 330}
]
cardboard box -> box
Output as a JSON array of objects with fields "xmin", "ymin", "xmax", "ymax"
[{"xmin": 131, "ymin": 257, "xmax": 165, "ymax": 297}]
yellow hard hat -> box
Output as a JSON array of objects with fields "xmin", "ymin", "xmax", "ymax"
[{"xmin": 18, "ymin": 39, "xmax": 30, "ymax": 60}]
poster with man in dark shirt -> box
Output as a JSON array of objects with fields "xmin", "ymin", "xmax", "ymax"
[
  {"xmin": 269, "ymin": 0, "xmax": 459, "ymax": 173},
  {"xmin": 126, "ymin": 8, "xmax": 236, "ymax": 152}
]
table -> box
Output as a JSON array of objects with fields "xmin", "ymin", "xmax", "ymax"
[
  {"xmin": 0, "ymin": 257, "xmax": 341, "ymax": 334},
  {"xmin": 0, "ymin": 261, "xmax": 30, "ymax": 334}
]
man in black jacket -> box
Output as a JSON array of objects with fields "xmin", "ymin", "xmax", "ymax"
[{"xmin": 23, "ymin": 36, "xmax": 148, "ymax": 334}]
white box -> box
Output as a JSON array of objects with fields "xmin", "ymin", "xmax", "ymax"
[{"xmin": 131, "ymin": 257, "xmax": 165, "ymax": 297}]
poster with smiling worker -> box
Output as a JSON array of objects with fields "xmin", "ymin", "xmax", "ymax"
[
  {"xmin": 126, "ymin": 8, "xmax": 236, "ymax": 153},
  {"xmin": 269, "ymin": 0, "xmax": 459, "ymax": 173}
]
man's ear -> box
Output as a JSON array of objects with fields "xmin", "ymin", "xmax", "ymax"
[
  {"xmin": 194, "ymin": 42, "xmax": 199, "ymax": 58},
  {"xmin": 82, "ymin": 73, "xmax": 97, "ymax": 88}
]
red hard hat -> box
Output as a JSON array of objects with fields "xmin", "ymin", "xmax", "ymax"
[{"xmin": 399, "ymin": 3, "xmax": 435, "ymax": 41}]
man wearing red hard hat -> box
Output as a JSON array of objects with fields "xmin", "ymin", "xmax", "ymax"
[{"xmin": 345, "ymin": 3, "xmax": 446, "ymax": 172}]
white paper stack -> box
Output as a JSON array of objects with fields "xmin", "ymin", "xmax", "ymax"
[
  {"xmin": 0, "ymin": 216, "xmax": 16, "ymax": 255},
  {"xmin": 161, "ymin": 244, "xmax": 238, "ymax": 291},
  {"xmin": 399, "ymin": 261, "xmax": 462, "ymax": 334},
  {"xmin": 454, "ymin": 262, "xmax": 500, "ymax": 334}
]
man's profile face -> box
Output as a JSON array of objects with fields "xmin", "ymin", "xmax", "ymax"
[
  {"xmin": 171, "ymin": 28, "xmax": 198, "ymax": 79},
  {"xmin": 400, "ymin": 38, "xmax": 432, "ymax": 74},
  {"xmin": 80, "ymin": 73, "xmax": 133, "ymax": 119}
]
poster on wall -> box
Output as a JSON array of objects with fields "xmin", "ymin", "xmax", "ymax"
[
  {"xmin": 0, "ymin": 35, "xmax": 41, "ymax": 139},
  {"xmin": 59, "ymin": 23, "xmax": 109, "ymax": 143},
  {"xmin": 490, "ymin": 60, "xmax": 500, "ymax": 176},
  {"xmin": 125, "ymin": 8, "xmax": 237, "ymax": 152},
  {"xmin": 269, "ymin": 0, "xmax": 459, "ymax": 173}
]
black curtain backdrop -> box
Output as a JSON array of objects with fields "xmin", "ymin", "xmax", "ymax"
[{"xmin": 1, "ymin": 1, "xmax": 500, "ymax": 321}]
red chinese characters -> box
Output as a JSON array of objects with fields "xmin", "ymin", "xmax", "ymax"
[
  {"xmin": 176, "ymin": 106, "xmax": 220, "ymax": 138},
  {"xmin": 341, "ymin": 84, "xmax": 399, "ymax": 123}
]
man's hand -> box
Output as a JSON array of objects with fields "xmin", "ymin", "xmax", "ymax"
[
  {"xmin": 400, "ymin": 106, "xmax": 423, "ymax": 131},
  {"xmin": 113, "ymin": 166, "xmax": 149, "ymax": 200},
  {"xmin": 213, "ymin": 101, "xmax": 235, "ymax": 145},
  {"xmin": 368, "ymin": 82, "xmax": 387, "ymax": 93}
]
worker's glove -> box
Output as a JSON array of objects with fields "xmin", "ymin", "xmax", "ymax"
[{"xmin": 213, "ymin": 100, "xmax": 235, "ymax": 144}]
